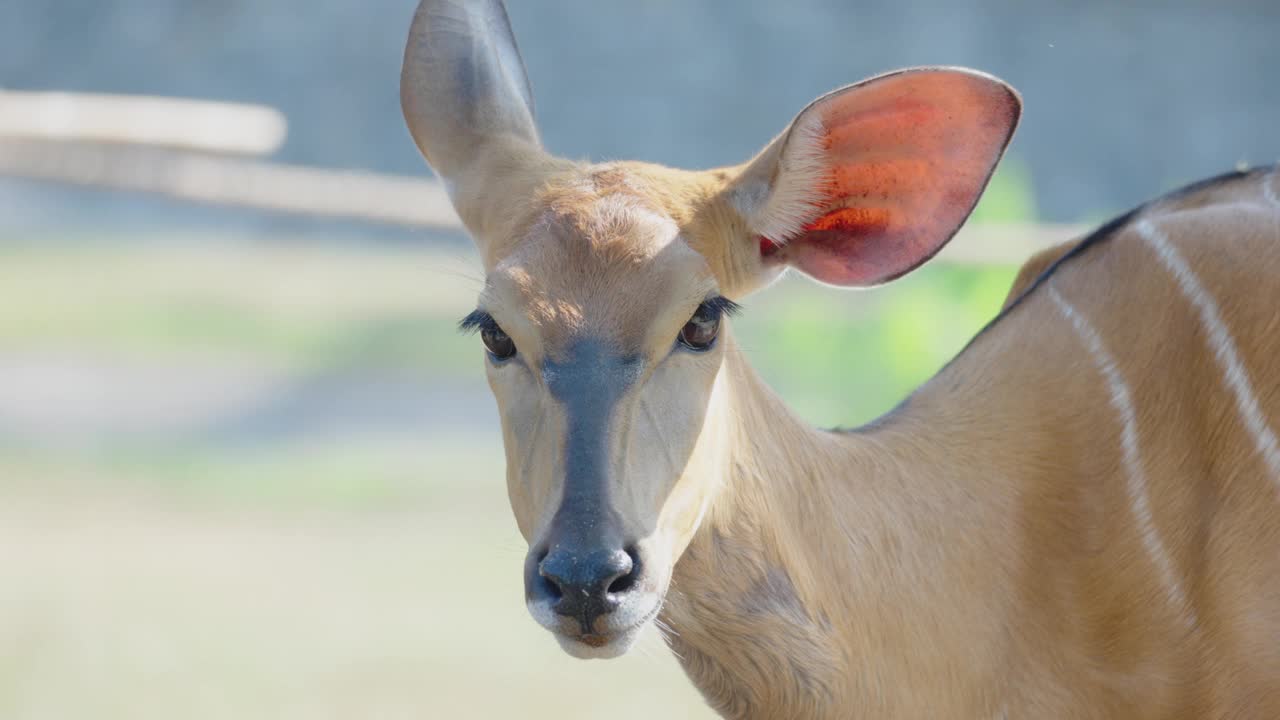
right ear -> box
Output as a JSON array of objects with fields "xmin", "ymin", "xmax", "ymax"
[
  {"xmin": 400, "ymin": 0, "xmax": 549, "ymax": 242},
  {"xmin": 724, "ymin": 68, "xmax": 1021, "ymax": 290}
]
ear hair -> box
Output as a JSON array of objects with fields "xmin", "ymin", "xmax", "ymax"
[{"xmin": 730, "ymin": 111, "xmax": 829, "ymax": 245}]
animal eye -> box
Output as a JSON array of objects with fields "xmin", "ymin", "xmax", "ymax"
[
  {"xmin": 458, "ymin": 309, "xmax": 518, "ymax": 363},
  {"xmin": 481, "ymin": 323, "xmax": 517, "ymax": 360},
  {"xmin": 678, "ymin": 302, "xmax": 724, "ymax": 352}
]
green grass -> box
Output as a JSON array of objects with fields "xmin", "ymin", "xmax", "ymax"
[
  {"xmin": 0, "ymin": 241, "xmax": 481, "ymax": 371},
  {"xmin": 970, "ymin": 156, "xmax": 1038, "ymax": 224},
  {"xmin": 737, "ymin": 263, "xmax": 1016, "ymax": 426},
  {"xmin": 0, "ymin": 435, "xmax": 504, "ymax": 510}
]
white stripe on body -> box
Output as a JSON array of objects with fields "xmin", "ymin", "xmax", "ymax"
[
  {"xmin": 1136, "ymin": 218, "xmax": 1280, "ymax": 493},
  {"xmin": 1048, "ymin": 286, "xmax": 1197, "ymax": 630}
]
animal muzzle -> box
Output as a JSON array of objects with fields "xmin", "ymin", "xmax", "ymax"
[{"xmin": 526, "ymin": 537, "xmax": 643, "ymax": 634}]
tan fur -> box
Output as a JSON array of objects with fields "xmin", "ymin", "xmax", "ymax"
[
  {"xmin": 1001, "ymin": 239, "xmax": 1077, "ymax": 309},
  {"xmin": 658, "ymin": 170, "xmax": 1280, "ymax": 718},
  {"xmin": 478, "ymin": 163, "xmax": 1280, "ymax": 717},
  {"xmin": 399, "ymin": 5, "xmax": 1280, "ymax": 714}
]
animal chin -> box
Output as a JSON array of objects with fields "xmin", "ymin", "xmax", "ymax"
[
  {"xmin": 554, "ymin": 624, "xmax": 645, "ymax": 660},
  {"xmin": 551, "ymin": 595, "xmax": 666, "ymax": 660}
]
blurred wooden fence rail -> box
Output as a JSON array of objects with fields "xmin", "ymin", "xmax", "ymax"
[
  {"xmin": 0, "ymin": 91, "xmax": 287, "ymax": 156},
  {"xmin": 0, "ymin": 138, "xmax": 1085, "ymax": 265},
  {"xmin": 0, "ymin": 138, "xmax": 459, "ymax": 229}
]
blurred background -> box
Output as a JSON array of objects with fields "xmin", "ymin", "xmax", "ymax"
[{"xmin": 0, "ymin": 1, "xmax": 1276, "ymax": 718}]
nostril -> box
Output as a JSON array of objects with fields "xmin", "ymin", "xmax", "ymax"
[
  {"xmin": 606, "ymin": 570, "xmax": 635, "ymax": 595},
  {"xmin": 534, "ymin": 548, "xmax": 563, "ymax": 602},
  {"xmin": 607, "ymin": 545, "xmax": 642, "ymax": 595}
]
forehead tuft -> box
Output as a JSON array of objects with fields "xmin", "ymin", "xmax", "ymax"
[
  {"xmin": 537, "ymin": 167, "xmax": 669, "ymax": 246},
  {"xmin": 486, "ymin": 166, "xmax": 714, "ymax": 354}
]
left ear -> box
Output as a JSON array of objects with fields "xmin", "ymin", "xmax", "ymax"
[{"xmin": 728, "ymin": 67, "xmax": 1021, "ymax": 287}]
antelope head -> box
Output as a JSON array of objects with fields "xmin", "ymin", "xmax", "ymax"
[{"xmin": 401, "ymin": 0, "xmax": 1019, "ymax": 659}]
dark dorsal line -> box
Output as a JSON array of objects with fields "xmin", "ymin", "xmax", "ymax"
[
  {"xmin": 991, "ymin": 164, "xmax": 1269, "ymax": 328},
  {"xmin": 837, "ymin": 163, "xmax": 1274, "ymax": 435},
  {"xmin": 955, "ymin": 163, "xmax": 1278, "ymax": 360}
]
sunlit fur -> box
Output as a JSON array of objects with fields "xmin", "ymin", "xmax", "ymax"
[
  {"xmin": 456, "ymin": 156, "xmax": 1280, "ymax": 716},
  {"xmin": 643, "ymin": 171, "xmax": 1280, "ymax": 719},
  {"xmin": 401, "ymin": 4, "xmax": 1280, "ymax": 715},
  {"xmin": 480, "ymin": 169, "xmax": 737, "ymax": 659}
]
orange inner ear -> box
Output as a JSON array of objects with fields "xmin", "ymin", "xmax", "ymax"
[
  {"xmin": 761, "ymin": 207, "xmax": 897, "ymax": 270},
  {"xmin": 765, "ymin": 69, "xmax": 1020, "ymax": 287},
  {"xmin": 807, "ymin": 207, "xmax": 894, "ymax": 234},
  {"xmin": 760, "ymin": 181, "xmax": 901, "ymax": 261}
]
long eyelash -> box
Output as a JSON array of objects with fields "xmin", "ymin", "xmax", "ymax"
[
  {"xmin": 463, "ymin": 299, "xmax": 736, "ymax": 334},
  {"xmin": 703, "ymin": 295, "xmax": 742, "ymax": 318},
  {"xmin": 458, "ymin": 309, "xmax": 499, "ymax": 335}
]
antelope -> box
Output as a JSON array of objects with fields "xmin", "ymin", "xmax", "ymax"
[{"xmin": 400, "ymin": 1, "xmax": 1280, "ymax": 717}]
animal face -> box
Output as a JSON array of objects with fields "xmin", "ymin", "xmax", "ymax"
[{"xmin": 466, "ymin": 173, "xmax": 736, "ymax": 656}]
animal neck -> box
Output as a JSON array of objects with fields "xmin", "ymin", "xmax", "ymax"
[{"xmin": 662, "ymin": 332, "xmax": 1027, "ymax": 718}]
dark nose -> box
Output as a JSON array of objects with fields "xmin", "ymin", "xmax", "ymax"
[{"xmin": 531, "ymin": 545, "xmax": 641, "ymax": 631}]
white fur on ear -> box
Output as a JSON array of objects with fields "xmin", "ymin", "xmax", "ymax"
[{"xmin": 729, "ymin": 111, "xmax": 829, "ymax": 244}]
